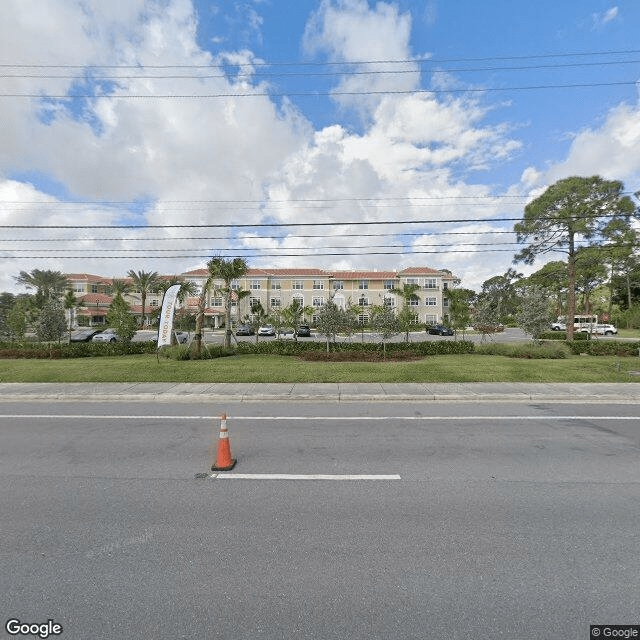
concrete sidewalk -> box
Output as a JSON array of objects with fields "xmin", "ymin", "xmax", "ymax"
[{"xmin": 0, "ymin": 382, "xmax": 638, "ymax": 403}]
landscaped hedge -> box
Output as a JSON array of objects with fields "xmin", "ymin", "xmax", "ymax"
[
  {"xmin": 540, "ymin": 331, "xmax": 590, "ymax": 341},
  {"xmin": 235, "ymin": 339, "xmax": 475, "ymax": 357},
  {"xmin": 564, "ymin": 340, "xmax": 640, "ymax": 357},
  {"xmin": 0, "ymin": 341, "xmax": 158, "ymax": 358}
]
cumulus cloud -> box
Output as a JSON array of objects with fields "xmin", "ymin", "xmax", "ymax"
[{"xmin": 593, "ymin": 6, "xmax": 619, "ymax": 27}]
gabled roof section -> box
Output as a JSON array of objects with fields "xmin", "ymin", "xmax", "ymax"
[
  {"xmin": 331, "ymin": 270, "xmax": 398, "ymax": 280},
  {"xmin": 66, "ymin": 273, "xmax": 112, "ymax": 284},
  {"xmin": 398, "ymin": 267, "xmax": 442, "ymax": 276}
]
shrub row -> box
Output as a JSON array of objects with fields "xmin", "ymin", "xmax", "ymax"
[
  {"xmin": 475, "ymin": 343, "xmax": 571, "ymax": 359},
  {"xmin": 540, "ymin": 331, "xmax": 590, "ymax": 341},
  {"xmin": 564, "ymin": 340, "xmax": 640, "ymax": 357},
  {"xmin": 235, "ymin": 339, "xmax": 476, "ymax": 357},
  {"xmin": 0, "ymin": 341, "xmax": 157, "ymax": 358}
]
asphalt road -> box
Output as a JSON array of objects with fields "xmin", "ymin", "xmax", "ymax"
[{"xmin": 2, "ymin": 400, "xmax": 639, "ymax": 640}]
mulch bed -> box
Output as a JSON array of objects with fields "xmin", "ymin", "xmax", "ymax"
[{"xmin": 296, "ymin": 350, "xmax": 424, "ymax": 362}]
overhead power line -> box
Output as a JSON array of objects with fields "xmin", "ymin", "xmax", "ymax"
[
  {"xmin": 2, "ymin": 48, "xmax": 639, "ymax": 69},
  {"xmin": 1, "ymin": 80, "xmax": 637, "ymax": 98}
]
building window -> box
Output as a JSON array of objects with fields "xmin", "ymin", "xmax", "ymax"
[
  {"xmin": 405, "ymin": 278, "xmax": 418, "ymax": 285},
  {"xmin": 358, "ymin": 313, "xmax": 369, "ymax": 325},
  {"xmin": 425, "ymin": 314, "xmax": 437, "ymax": 324},
  {"xmin": 251, "ymin": 280, "xmax": 261, "ymax": 290},
  {"xmin": 249, "ymin": 296, "xmax": 261, "ymax": 307},
  {"xmin": 75, "ymin": 284, "xmax": 84, "ymax": 293},
  {"xmin": 443, "ymin": 298, "xmax": 449, "ymax": 308},
  {"xmin": 91, "ymin": 285, "xmax": 98, "ymax": 293},
  {"xmin": 384, "ymin": 280, "xmax": 395, "ymax": 290},
  {"xmin": 358, "ymin": 297, "xmax": 370, "ymax": 307},
  {"xmin": 293, "ymin": 295, "xmax": 304, "ymax": 306},
  {"xmin": 425, "ymin": 278, "xmax": 437, "ymax": 289},
  {"xmin": 408, "ymin": 296, "xmax": 419, "ymax": 306},
  {"xmin": 313, "ymin": 280, "xmax": 324, "ymax": 290},
  {"xmin": 425, "ymin": 297, "xmax": 437, "ymax": 306},
  {"xmin": 231, "ymin": 280, "xmax": 240, "ymax": 291},
  {"xmin": 333, "ymin": 281, "xmax": 344, "ymax": 290},
  {"xmin": 150, "ymin": 300, "xmax": 159, "ymax": 307},
  {"xmin": 443, "ymin": 282, "xmax": 448, "ymax": 290},
  {"xmin": 271, "ymin": 280, "xmax": 281, "ymax": 290},
  {"xmin": 359, "ymin": 280, "xmax": 369, "ymax": 290},
  {"xmin": 383, "ymin": 296, "xmax": 395, "ymax": 308},
  {"xmin": 270, "ymin": 298, "xmax": 281, "ymax": 308},
  {"xmin": 293, "ymin": 281, "xmax": 304, "ymax": 290},
  {"xmin": 312, "ymin": 296, "xmax": 324, "ymax": 307},
  {"xmin": 212, "ymin": 296, "xmax": 223, "ymax": 307}
]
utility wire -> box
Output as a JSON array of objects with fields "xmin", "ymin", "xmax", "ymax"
[{"xmin": 2, "ymin": 80, "xmax": 637, "ymax": 98}]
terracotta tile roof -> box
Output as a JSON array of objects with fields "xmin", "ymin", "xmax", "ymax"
[
  {"xmin": 66, "ymin": 273, "xmax": 112, "ymax": 284},
  {"xmin": 330, "ymin": 271, "xmax": 398, "ymax": 280}
]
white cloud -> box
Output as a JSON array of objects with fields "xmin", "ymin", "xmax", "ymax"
[{"xmin": 593, "ymin": 6, "xmax": 619, "ymax": 27}]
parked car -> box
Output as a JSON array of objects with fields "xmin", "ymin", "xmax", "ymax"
[
  {"xmin": 92, "ymin": 329, "xmax": 119, "ymax": 343},
  {"xmin": 235, "ymin": 324, "xmax": 255, "ymax": 336},
  {"xmin": 551, "ymin": 322, "xmax": 566, "ymax": 331},
  {"xmin": 594, "ymin": 324, "xmax": 618, "ymax": 336},
  {"xmin": 297, "ymin": 324, "xmax": 311, "ymax": 337},
  {"xmin": 70, "ymin": 328, "xmax": 101, "ymax": 342},
  {"xmin": 175, "ymin": 331, "xmax": 189, "ymax": 343},
  {"xmin": 428, "ymin": 324, "xmax": 454, "ymax": 336},
  {"xmin": 258, "ymin": 325, "xmax": 275, "ymax": 336}
]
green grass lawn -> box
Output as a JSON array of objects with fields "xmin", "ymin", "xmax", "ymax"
[{"xmin": 1, "ymin": 353, "xmax": 638, "ymax": 383}]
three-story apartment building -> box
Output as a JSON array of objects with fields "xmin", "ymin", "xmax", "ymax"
[{"xmin": 65, "ymin": 266, "xmax": 456, "ymax": 327}]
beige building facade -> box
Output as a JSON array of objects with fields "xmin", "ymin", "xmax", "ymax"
[{"xmin": 65, "ymin": 266, "xmax": 457, "ymax": 327}]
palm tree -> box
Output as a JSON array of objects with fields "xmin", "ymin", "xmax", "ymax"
[
  {"xmin": 127, "ymin": 270, "xmax": 160, "ymax": 327},
  {"xmin": 208, "ymin": 257, "xmax": 249, "ymax": 349},
  {"xmin": 109, "ymin": 279, "xmax": 132, "ymax": 298},
  {"xmin": 156, "ymin": 277, "xmax": 198, "ymax": 304},
  {"xmin": 15, "ymin": 269, "xmax": 69, "ymax": 308},
  {"xmin": 63, "ymin": 289, "xmax": 79, "ymax": 341}
]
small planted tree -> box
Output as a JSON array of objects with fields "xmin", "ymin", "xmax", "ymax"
[
  {"xmin": 106, "ymin": 294, "xmax": 138, "ymax": 343},
  {"xmin": 516, "ymin": 286, "xmax": 555, "ymax": 344},
  {"xmin": 35, "ymin": 300, "xmax": 66, "ymax": 344},
  {"xmin": 370, "ymin": 305, "xmax": 400, "ymax": 359},
  {"xmin": 315, "ymin": 301, "xmax": 348, "ymax": 353}
]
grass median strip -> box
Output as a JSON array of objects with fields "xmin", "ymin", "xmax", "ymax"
[{"xmin": 1, "ymin": 353, "xmax": 638, "ymax": 383}]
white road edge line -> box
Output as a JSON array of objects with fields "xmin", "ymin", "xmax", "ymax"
[
  {"xmin": 1, "ymin": 415, "xmax": 638, "ymax": 421},
  {"xmin": 208, "ymin": 473, "xmax": 402, "ymax": 480}
]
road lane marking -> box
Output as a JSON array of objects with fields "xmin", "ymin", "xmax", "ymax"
[
  {"xmin": 1, "ymin": 415, "xmax": 638, "ymax": 421},
  {"xmin": 208, "ymin": 473, "xmax": 402, "ymax": 480}
]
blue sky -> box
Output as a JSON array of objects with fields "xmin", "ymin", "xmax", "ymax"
[{"xmin": 1, "ymin": 0, "xmax": 639, "ymax": 293}]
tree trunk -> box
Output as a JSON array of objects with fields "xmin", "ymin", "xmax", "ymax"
[{"xmin": 566, "ymin": 233, "xmax": 576, "ymax": 341}]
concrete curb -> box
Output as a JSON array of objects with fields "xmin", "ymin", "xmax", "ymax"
[{"xmin": 0, "ymin": 382, "xmax": 638, "ymax": 404}]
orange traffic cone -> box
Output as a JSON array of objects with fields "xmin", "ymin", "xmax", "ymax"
[{"xmin": 211, "ymin": 413, "xmax": 237, "ymax": 471}]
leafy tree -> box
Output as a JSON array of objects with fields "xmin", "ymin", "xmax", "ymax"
[
  {"xmin": 315, "ymin": 301, "xmax": 350, "ymax": 353},
  {"xmin": 478, "ymin": 268, "xmax": 522, "ymax": 323},
  {"xmin": 397, "ymin": 306, "xmax": 419, "ymax": 342},
  {"xmin": 15, "ymin": 269, "xmax": 69, "ymax": 308},
  {"xmin": 514, "ymin": 176, "xmax": 634, "ymax": 339},
  {"xmin": 525, "ymin": 261, "xmax": 568, "ymax": 318},
  {"xmin": 127, "ymin": 270, "xmax": 161, "ymax": 327},
  {"xmin": 0, "ymin": 292, "xmax": 16, "ymax": 340},
  {"xmin": 472, "ymin": 298, "xmax": 502, "ymax": 343},
  {"xmin": 6, "ymin": 298, "xmax": 29, "ymax": 343},
  {"xmin": 106, "ymin": 294, "xmax": 138, "ymax": 343},
  {"xmin": 516, "ymin": 286, "xmax": 555, "ymax": 344},
  {"xmin": 574, "ymin": 246, "xmax": 608, "ymax": 314},
  {"xmin": 370, "ymin": 305, "xmax": 400, "ymax": 358},
  {"xmin": 445, "ymin": 287, "xmax": 476, "ymax": 337},
  {"xmin": 35, "ymin": 300, "xmax": 66, "ymax": 343}
]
